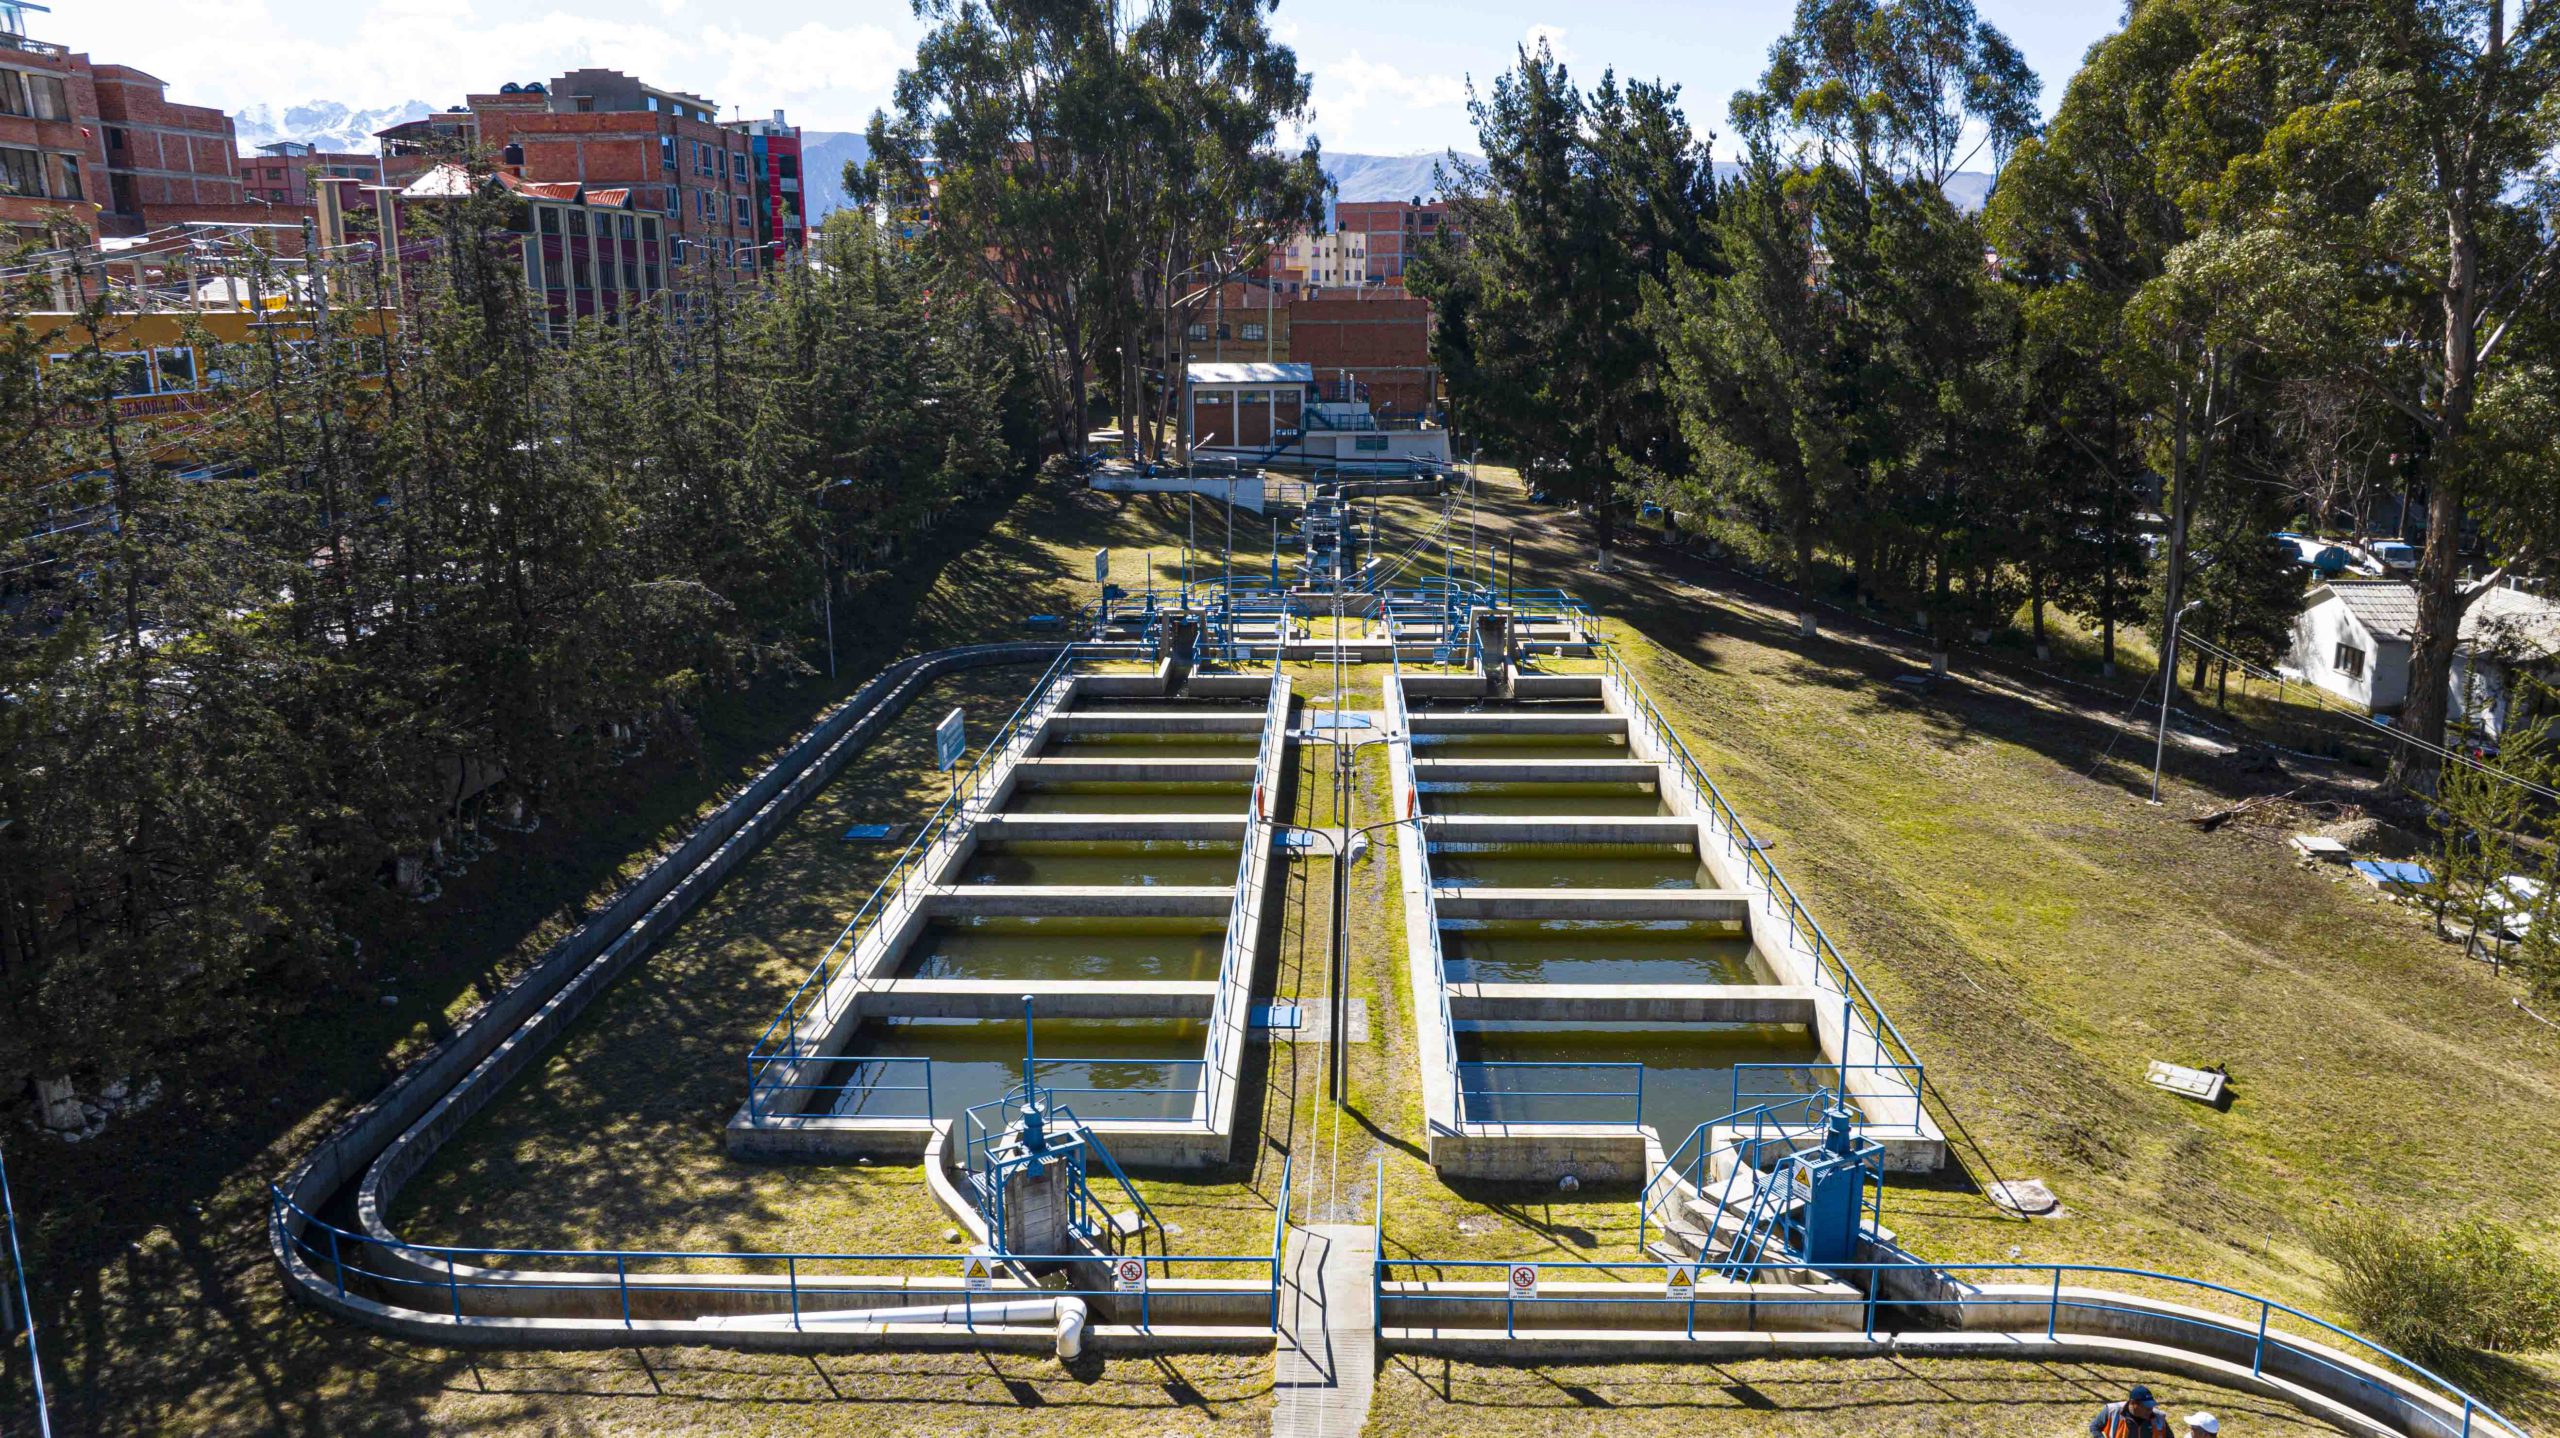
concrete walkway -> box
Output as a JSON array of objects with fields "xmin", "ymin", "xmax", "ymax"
[{"xmin": 1271, "ymin": 1223, "xmax": 1376, "ymax": 1438}]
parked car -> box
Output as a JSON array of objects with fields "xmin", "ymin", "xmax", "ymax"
[{"xmin": 2368, "ymin": 539, "xmax": 2419, "ymax": 575}]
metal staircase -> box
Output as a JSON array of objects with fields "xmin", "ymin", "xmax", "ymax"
[
  {"xmin": 961, "ymin": 999, "xmax": 1164, "ymax": 1258},
  {"xmin": 1640, "ymin": 1090, "xmax": 1884, "ymax": 1278}
]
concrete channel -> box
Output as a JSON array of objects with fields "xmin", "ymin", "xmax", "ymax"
[
  {"xmin": 727, "ymin": 661, "xmax": 1290, "ymax": 1169},
  {"xmin": 1385, "ymin": 646, "xmax": 1946, "ymax": 1187}
]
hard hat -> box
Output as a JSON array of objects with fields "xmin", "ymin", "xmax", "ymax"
[{"xmin": 2186, "ymin": 1414, "xmax": 2219, "ymax": 1434}]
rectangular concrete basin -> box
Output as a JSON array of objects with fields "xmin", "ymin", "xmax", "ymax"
[
  {"xmin": 1439, "ymin": 917, "xmax": 1762, "ymax": 985},
  {"xmin": 1431, "ymin": 844, "xmax": 1710, "ymax": 890},
  {"xmin": 956, "ymin": 839, "xmax": 1241, "ymax": 887},
  {"xmin": 819, "ymin": 1015, "xmax": 1207, "ymax": 1126},
  {"xmin": 897, "ymin": 915, "xmax": 1225, "ymax": 982},
  {"xmin": 1454, "ymin": 1020, "xmax": 1824, "ymax": 1145}
]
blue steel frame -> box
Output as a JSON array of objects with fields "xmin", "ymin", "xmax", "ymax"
[{"xmin": 1453, "ymin": 1060, "xmax": 1645, "ymax": 1129}]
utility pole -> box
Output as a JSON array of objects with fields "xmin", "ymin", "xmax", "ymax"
[{"xmin": 2151, "ymin": 599, "xmax": 2203, "ymax": 804}]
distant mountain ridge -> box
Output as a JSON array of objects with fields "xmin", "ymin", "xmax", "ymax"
[{"xmin": 233, "ymin": 99, "xmax": 433, "ymax": 155}]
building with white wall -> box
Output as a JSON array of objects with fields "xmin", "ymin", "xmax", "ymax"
[{"xmin": 2284, "ymin": 582, "xmax": 2418, "ymax": 714}]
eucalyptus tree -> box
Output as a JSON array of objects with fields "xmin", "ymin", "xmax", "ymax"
[
  {"xmin": 2223, "ymin": 0, "xmax": 2560, "ymax": 779},
  {"xmin": 1413, "ymin": 42, "xmax": 1716, "ymax": 561}
]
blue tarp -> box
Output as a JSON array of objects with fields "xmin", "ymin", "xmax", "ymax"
[{"xmin": 2352, "ymin": 859, "xmax": 2432, "ymax": 888}]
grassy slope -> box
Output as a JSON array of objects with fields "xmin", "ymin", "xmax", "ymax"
[{"xmin": 17, "ymin": 469, "xmax": 2556, "ymax": 1434}]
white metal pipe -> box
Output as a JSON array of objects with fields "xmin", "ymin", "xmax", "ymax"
[{"xmin": 694, "ymin": 1295, "xmax": 1090, "ymax": 1358}]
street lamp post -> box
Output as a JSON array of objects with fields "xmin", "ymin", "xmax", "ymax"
[{"xmin": 2151, "ymin": 599, "xmax": 2205, "ymax": 804}]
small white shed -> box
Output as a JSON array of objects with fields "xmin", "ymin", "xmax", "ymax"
[{"xmin": 2285, "ymin": 581, "xmax": 2418, "ymax": 714}]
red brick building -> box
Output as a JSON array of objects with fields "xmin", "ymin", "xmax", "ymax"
[
  {"xmin": 88, "ymin": 62, "xmax": 244, "ymax": 231},
  {"xmin": 0, "ymin": 7, "xmax": 265, "ymax": 245},
  {"xmin": 1330, "ymin": 199, "xmax": 1455, "ymax": 289},
  {"xmin": 0, "ymin": 18, "xmax": 102, "ymax": 244},
  {"xmin": 1287, "ymin": 291, "xmax": 1436, "ymax": 419},
  {"xmin": 240, "ymin": 141, "xmax": 381, "ymax": 210},
  {"xmin": 383, "ymin": 69, "xmax": 801, "ymax": 295}
]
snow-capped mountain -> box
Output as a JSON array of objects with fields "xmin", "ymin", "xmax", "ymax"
[{"xmin": 232, "ymin": 100, "xmax": 434, "ymax": 156}]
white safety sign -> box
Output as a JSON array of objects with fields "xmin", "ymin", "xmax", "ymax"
[
  {"xmin": 1094, "ymin": 548, "xmax": 1110, "ymax": 582},
  {"xmin": 1507, "ymin": 1263, "xmax": 1539, "ymax": 1301},
  {"xmin": 1664, "ymin": 1263, "xmax": 1697, "ymax": 1302},
  {"xmin": 1115, "ymin": 1256, "xmax": 1149, "ymax": 1294},
  {"xmin": 962, "ymin": 1252, "xmax": 995, "ymax": 1294}
]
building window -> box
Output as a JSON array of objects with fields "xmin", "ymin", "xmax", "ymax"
[
  {"xmin": 106, "ymin": 126, "xmax": 125, "ymax": 152},
  {"xmin": 57, "ymin": 154, "xmax": 80, "ymax": 201},
  {"xmin": 731, "ymin": 151, "xmax": 747, "ymax": 182},
  {"xmin": 1241, "ymin": 322, "xmax": 1265, "ymax": 341},
  {"xmin": 0, "ymin": 69, "xmax": 68, "ymax": 121},
  {"xmin": 0, "ymin": 146, "xmax": 45, "ymax": 198},
  {"xmin": 734, "ymin": 195, "xmax": 749, "ymax": 224},
  {"xmin": 660, "ymin": 135, "xmax": 675, "ymax": 170},
  {"xmin": 154, "ymin": 347, "xmax": 196, "ymax": 393},
  {"xmin": 2334, "ymin": 642, "xmax": 2367, "ymax": 680}
]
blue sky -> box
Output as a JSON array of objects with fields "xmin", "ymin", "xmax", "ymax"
[{"xmin": 42, "ymin": 0, "xmax": 2123, "ymax": 152}]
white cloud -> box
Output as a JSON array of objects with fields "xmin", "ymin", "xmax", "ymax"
[
  {"xmin": 42, "ymin": 0, "xmax": 911, "ymax": 131},
  {"xmin": 1311, "ymin": 52, "xmax": 1466, "ymax": 151},
  {"xmin": 1522, "ymin": 23, "xmax": 1572, "ymax": 63}
]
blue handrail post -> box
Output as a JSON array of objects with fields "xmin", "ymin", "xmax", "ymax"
[
  {"xmin": 1863, "ymin": 1279, "xmax": 1876, "ymax": 1338},
  {"xmin": 2254, "ymin": 1301, "xmax": 2269, "ymax": 1376},
  {"xmin": 446, "ymin": 1255, "xmax": 463, "ymax": 1319},
  {"xmin": 2046, "ymin": 1267, "xmax": 2060, "ymax": 1339},
  {"xmin": 327, "ymin": 1227, "xmax": 346, "ymax": 1296},
  {"xmin": 745, "ymin": 1060, "xmax": 761, "ymax": 1122},
  {"xmin": 616, "ymin": 1256, "xmax": 632, "ymax": 1327},
  {"xmin": 788, "ymin": 1258, "xmax": 801, "ymax": 1330}
]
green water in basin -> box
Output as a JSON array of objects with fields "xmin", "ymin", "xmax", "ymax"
[
  {"xmin": 1407, "ymin": 698, "xmax": 1612, "ymax": 714},
  {"xmin": 1409, "ymin": 734, "xmax": 1630, "ymax": 760},
  {"xmin": 1042, "ymin": 732, "xmax": 1261, "ymax": 758},
  {"xmin": 1430, "ymin": 843, "xmax": 1707, "ymax": 889},
  {"xmin": 1421, "ymin": 782, "xmax": 1666, "ymax": 817},
  {"xmin": 958, "ymin": 839, "xmax": 1240, "ymax": 887},
  {"xmin": 823, "ymin": 1016, "xmax": 1206, "ymax": 1124},
  {"xmin": 1440, "ymin": 918, "xmax": 1764, "ymax": 985},
  {"xmin": 898, "ymin": 916, "xmax": 1222, "ymax": 982},
  {"xmin": 1454, "ymin": 1021, "xmax": 1822, "ymax": 1142},
  {"xmin": 1003, "ymin": 782, "xmax": 1247, "ymax": 815}
]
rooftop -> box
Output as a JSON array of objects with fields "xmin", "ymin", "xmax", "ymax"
[
  {"xmin": 2318, "ymin": 580, "xmax": 2421, "ymax": 640},
  {"xmin": 2459, "ymin": 585, "xmax": 2560, "ymax": 660},
  {"xmin": 1187, "ymin": 361, "xmax": 1313, "ymax": 386}
]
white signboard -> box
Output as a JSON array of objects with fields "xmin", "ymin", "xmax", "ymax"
[
  {"xmin": 1094, "ymin": 548, "xmax": 1110, "ymax": 583},
  {"xmin": 962, "ymin": 1251, "xmax": 995, "ymax": 1295},
  {"xmin": 1114, "ymin": 1256, "xmax": 1149, "ymax": 1294},
  {"xmin": 1664, "ymin": 1263, "xmax": 1697, "ymax": 1302},
  {"xmin": 1507, "ymin": 1263, "xmax": 1539, "ymax": 1301},
  {"xmin": 935, "ymin": 707, "xmax": 966, "ymax": 772}
]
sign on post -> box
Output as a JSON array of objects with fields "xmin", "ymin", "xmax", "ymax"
[
  {"xmin": 1507, "ymin": 1263, "xmax": 1540, "ymax": 1301},
  {"xmin": 1664, "ymin": 1262, "xmax": 1697, "ymax": 1303},
  {"xmin": 935, "ymin": 707, "xmax": 966, "ymax": 773},
  {"xmin": 962, "ymin": 1251, "xmax": 995, "ymax": 1295},
  {"xmin": 1114, "ymin": 1256, "xmax": 1149, "ymax": 1294},
  {"xmin": 1094, "ymin": 548, "xmax": 1110, "ymax": 583}
]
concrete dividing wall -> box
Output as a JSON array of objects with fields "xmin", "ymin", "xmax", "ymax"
[{"xmin": 273, "ymin": 643, "xmax": 1092, "ymax": 1340}]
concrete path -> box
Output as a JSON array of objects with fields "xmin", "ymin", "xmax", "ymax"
[{"xmin": 1271, "ymin": 1222, "xmax": 1377, "ymax": 1438}]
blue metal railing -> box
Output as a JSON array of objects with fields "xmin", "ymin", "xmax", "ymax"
[
  {"xmin": 1730, "ymin": 1061, "xmax": 1927, "ymax": 1134},
  {"xmin": 0, "ymin": 1140, "xmax": 51, "ymax": 1438},
  {"xmin": 1369, "ymin": 1250, "xmax": 2527, "ymax": 1436},
  {"xmin": 1200, "ymin": 648, "xmax": 1287, "ymax": 1122},
  {"xmin": 748, "ymin": 1054, "xmax": 936, "ymax": 1119},
  {"xmin": 1455, "ymin": 1060, "xmax": 1644, "ymax": 1128},
  {"xmin": 746, "ymin": 645, "xmax": 1086, "ymax": 1119},
  {"xmin": 270, "ymin": 1185, "xmax": 1284, "ymax": 1332},
  {"xmin": 1383, "ymin": 639, "xmax": 1469, "ymax": 1124}
]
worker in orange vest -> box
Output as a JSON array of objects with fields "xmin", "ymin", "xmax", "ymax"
[{"xmin": 2088, "ymin": 1384, "xmax": 2172, "ymax": 1437}]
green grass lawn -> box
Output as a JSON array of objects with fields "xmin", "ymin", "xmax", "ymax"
[{"xmin": 15, "ymin": 469, "xmax": 2560, "ymax": 1434}]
